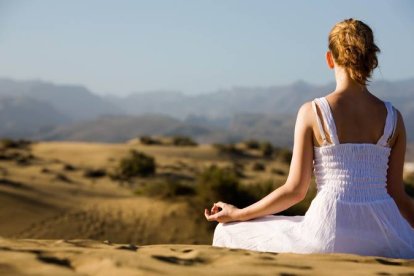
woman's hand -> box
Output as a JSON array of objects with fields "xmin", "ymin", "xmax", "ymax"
[{"xmin": 204, "ymin": 201, "xmax": 242, "ymax": 223}]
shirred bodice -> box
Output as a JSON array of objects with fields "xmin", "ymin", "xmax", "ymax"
[
  {"xmin": 313, "ymin": 143, "xmax": 392, "ymax": 202},
  {"xmin": 311, "ymin": 97, "xmax": 397, "ymax": 203}
]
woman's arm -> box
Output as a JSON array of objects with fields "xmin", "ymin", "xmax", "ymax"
[
  {"xmin": 386, "ymin": 109, "xmax": 414, "ymax": 228},
  {"xmin": 205, "ymin": 102, "xmax": 315, "ymax": 222}
]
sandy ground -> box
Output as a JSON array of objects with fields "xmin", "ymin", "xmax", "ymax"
[
  {"xmin": 0, "ymin": 238, "xmax": 413, "ymax": 276},
  {"xmin": 1, "ymin": 140, "xmax": 413, "ymax": 275}
]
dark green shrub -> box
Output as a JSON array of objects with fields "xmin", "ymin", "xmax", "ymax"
[
  {"xmin": 196, "ymin": 164, "xmax": 255, "ymax": 208},
  {"xmin": 84, "ymin": 168, "xmax": 106, "ymax": 178},
  {"xmin": 212, "ymin": 143, "xmax": 245, "ymax": 157},
  {"xmin": 63, "ymin": 164, "xmax": 77, "ymax": 171},
  {"xmin": 241, "ymin": 179, "xmax": 275, "ymax": 201},
  {"xmin": 271, "ymin": 168, "xmax": 286, "ymax": 175},
  {"xmin": 276, "ymin": 148, "xmax": 293, "ymax": 164},
  {"xmin": 259, "ymin": 141, "xmax": 274, "ymax": 158},
  {"xmin": 54, "ymin": 172, "xmax": 72, "ymax": 183},
  {"xmin": 135, "ymin": 179, "xmax": 195, "ymax": 198},
  {"xmin": 171, "ymin": 135, "xmax": 198, "ymax": 146},
  {"xmin": 0, "ymin": 138, "xmax": 31, "ymax": 149},
  {"xmin": 139, "ymin": 135, "xmax": 161, "ymax": 145},
  {"xmin": 112, "ymin": 149, "xmax": 156, "ymax": 181},
  {"xmin": 231, "ymin": 161, "xmax": 245, "ymax": 178},
  {"xmin": 244, "ymin": 139, "xmax": 260, "ymax": 149},
  {"xmin": 252, "ymin": 161, "xmax": 266, "ymax": 171},
  {"xmin": 15, "ymin": 153, "xmax": 34, "ymax": 165}
]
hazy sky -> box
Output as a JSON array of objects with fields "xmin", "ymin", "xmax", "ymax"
[{"xmin": 0, "ymin": 1, "xmax": 413, "ymax": 96}]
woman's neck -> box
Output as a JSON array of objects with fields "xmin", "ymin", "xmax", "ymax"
[{"xmin": 333, "ymin": 66, "xmax": 368, "ymax": 94}]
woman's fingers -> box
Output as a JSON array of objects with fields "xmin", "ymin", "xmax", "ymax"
[
  {"xmin": 204, "ymin": 209, "xmax": 212, "ymax": 220},
  {"xmin": 204, "ymin": 208, "xmax": 223, "ymax": 221},
  {"xmin": 214, "ymin": 201, "xmax": 226, "ymax": 208},
  {"xmin": 211, "ymin": 203, "xmax": 221, "ymax": 214}
]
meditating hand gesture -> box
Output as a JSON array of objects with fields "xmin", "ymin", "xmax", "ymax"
[{"xmin": 204, "ymin": 201, "xmax": 242, "ymax": 223}]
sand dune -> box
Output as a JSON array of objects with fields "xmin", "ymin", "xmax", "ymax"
[
  {"xmin": 1, "ymin": 140, "xmax": 413, "ymax": 275},
  {"xmin": 0, "ymin": 238, "xmax": 413, "ymax": 275}
]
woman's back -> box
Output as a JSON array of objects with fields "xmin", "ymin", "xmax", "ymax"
[
  {"xmin": 313, "ymin": 90, "xmax": 396, "ymax": 147},
  {"xmin": 310, "ymin": 95, "xmax": 414, "ymax": 258}
]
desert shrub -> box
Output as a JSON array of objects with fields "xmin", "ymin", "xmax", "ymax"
[
  {"xmin": 15, "ymin": 153, "xmax": 34, "ymax": 165},
  {"xmin": 54, "ymin": 172, "xmax": 72, "ymax": 183},
  {"xmin": 0, "ymin": 138, "xmax": 31, "ymax": 149},
  {"xmin": 231, "ymin": 161, "xmax": 245, "ymax": 178},
  {"xmin": 259, "ymin": 141, "xmax": 274, "ymax": 158},
  {"xmin": 139, "ymin": 135, "xmax": 161, "ymax": 145},
  {"xmin": 112, "ymin": 149, "xmax": 156, "ymax": 181},
  {"xmin": 135, "ymin": 179, "xmax": 195, "ymax": 198},
  {"xmin": 63, "ymin": 164, "xmax": 77, "ymax": 171},
  {"xmin": 171, "ymin": 135, "xmax": 198, "ymax": 146},
  {"xmin": 196, "ymin": 164, "xmax": 256, "ymax": 208},
  {"xmin": 84, "ymin": 168, "xmax": 106, "ymax": 178},
  {"xmin": 244, "ymin": 139, "xmax": 260, "ymax": 149},
  {"xmin": 276, "ymin": 148, "xmax": 293, "ymax": 164},
  {"xmin": 271, "ymin": 168, "xmax": 286, "ymax": 175},
  {"xmin": 212, "ymin": 143, "xmax": 245, "ymax": 157},
  {"xmin": 41, "ymin": 167, "xmax": 51, "ymax": 174},
  {"xmin": 252, "ymin": 161, "xmax": 266, "ymax": 171},
  {"xmin": 241, "ymin": 179, "xmax": 275, "ymax": 200}
]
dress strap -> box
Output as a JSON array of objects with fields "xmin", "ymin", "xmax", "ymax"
[
  {"xmin": 312, "ymin": 100, "xmax": 328, "ymax": 146},
  {"xmin": 376, "ymin": 102, "xmax": 397, "ymax": 147},
  {"xmin": 314, "ymin": 97, "xmax": 340, "ymax": 145}
]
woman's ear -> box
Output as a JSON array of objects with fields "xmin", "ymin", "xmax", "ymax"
[{"xmin": 326, "ymin": 51, "xmax": 335, "ymax": 69}]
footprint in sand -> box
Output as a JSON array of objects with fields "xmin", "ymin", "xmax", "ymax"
[{"xmin": 151, "ymin": 255, "xmax": 205, "ymax": 266}]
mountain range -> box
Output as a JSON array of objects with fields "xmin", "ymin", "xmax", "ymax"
[{"xmin": 0, "ymin": 77, "xmax": 413, "ymax": 148}]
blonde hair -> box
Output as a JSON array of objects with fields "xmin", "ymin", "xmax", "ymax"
[{"xmin": 328, "ymin": 18, "xmax": 380, "ymax": 85}]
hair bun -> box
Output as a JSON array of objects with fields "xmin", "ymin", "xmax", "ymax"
[{"xmin": 328, "ymin": 18, "xmax": 380, "ymax": 85}]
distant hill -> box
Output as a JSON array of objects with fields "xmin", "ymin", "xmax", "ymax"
[
  {"xmin": 0, "ymin": 95, "xmax": 70, "ymax": 138},
  {"xmin": 0, "ymin": 78, "xmax": 123, "ymax": 121},
  {"xmin": 0, "ymin": 77, "xmax": 413, "ymax": 147},
  {"xmin": 34, "ymin": 112, "xmax": 295, "ymax": 147}
]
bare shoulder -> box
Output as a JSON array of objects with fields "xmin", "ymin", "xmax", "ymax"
[
  {"xmin": 297, "ymin": 101, "xmax": 314, "ymax": 119},
  {"xmin": 295, "ymin": 101, "xmax": 315, "ymax": 128},
  {"xmin": 389, "ymin": 106, "xmax": 406, "ymax": 148}
]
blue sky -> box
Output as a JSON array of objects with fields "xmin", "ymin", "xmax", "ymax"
[{"xmin": 0, "ymin": 0, "xmax": 413, "ymax": 96}]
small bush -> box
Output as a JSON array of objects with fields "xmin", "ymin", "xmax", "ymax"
[
  {"xmin": 271, "ymin": 168, "xmax": 286, "ymax": 175},
  {"xmin": 230, "ymin": 161, "xmax": 245, "ymax": 178},
  {"xmin": 213, "ymin": 143, "xmax": 245, "ymax": 157},
  {"xmin": 15, "ymin": 153, "xmax": 34, "ymax": 166},
  {"xmin": 171, "ymin": 135, "xmax": 198, "ymax": 146},
  {"xmin": 135, "ymin": 179, "xmax": 195, "ymax": 198},
  {"xmin": 196, "ymin": 165, "xmax": 255, "ymax": 208},
  {"xmin": 0, "ymin": 138, "xmax": 31, "ymax": 150},
  {"xmin": 244, "ymin": 139, "xmax": 260, "ymax": 149},
  {"xmin": 259, "ymin": 141, "xmax": 274, "ymax": 158},
  {"xmin": 63, "ymin": 164, "xmax": 77, "ymax": 171},
  {"xmin": 41, "ymin": 167, "xmax": 51, "ymax": 174},
  {"xmin": 84, "ymin": 168, "xmax": 106, "ymax": 178},
  {"xmin": 276, "ymin": 148, "xmax": 293, "ymax": 164},
  {"xmin": 241, "ymin": 179, "xmax": 275, "ymax": 201},
  {"xmin": 112, "ymin": 149, "xmax": 156, "ymax": 181},
  {"xmin": 252, "ymin": 162, "xmax": 266, "ymax": 171},
  {"xmin": 139, "ymin": 135, "xmax": 161, "ymax": 145},
  {"xmin": 54, "ymin": 173, "xmax": 72, "ymax": 183}
]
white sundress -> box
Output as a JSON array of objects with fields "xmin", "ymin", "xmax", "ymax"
[{"xmin": 212, "ymin": 96, "xmax": 414, "ymax": 259}]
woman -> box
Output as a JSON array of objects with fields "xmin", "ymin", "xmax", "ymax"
[{"xmin": 204, "ymin": 18, "xmax": 414, "ymax": 258}]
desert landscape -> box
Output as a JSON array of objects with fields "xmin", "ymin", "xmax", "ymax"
[{"xmin": 0, "ymin": 137, "xmax": 413, "ymax": 275}]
